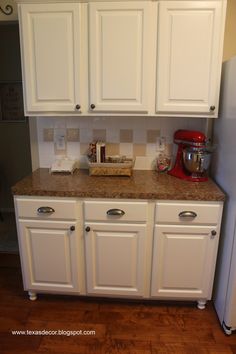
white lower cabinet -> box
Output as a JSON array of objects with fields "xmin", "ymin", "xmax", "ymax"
[
  {"xmin": 14, "ymin": 197, "xmax": 85, "ymax": 300},
  {"xmin": 150, "ymin": 201, "xmax": 223, "ymax": 309},
  {"xmin": 85, "ymin": 223, "xmax": 147, "ymax": 297},
  {"xmin": 151, "ymin": 225, "xmax": 218, "ymax": 307},
  {"xmin": 83, "ymin": 200, "xmax": 151, "ymax": 298},
  {"xmin": 18, "ymin": 220, "xmax": 81, "ymax": 298},
  {"xmin": 14, "ymin": 197, "xmax": 223, "ymax": 308}
]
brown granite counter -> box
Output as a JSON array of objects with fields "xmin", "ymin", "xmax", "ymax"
[{"xmin": 11, "ymin": 168, "xmax": 225, "ymax": 201}]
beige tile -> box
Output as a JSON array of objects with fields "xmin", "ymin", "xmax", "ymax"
[
  {"xmin": 106, "ymin": 143, "xmax": 120, "ymax": 156},
  {"xmin": 67, "ymin": 128, "xmax": 80, "ymax": 142},
  {"xmin": 80, "ymin": 143, "xmax": 89, "ymax": 156},
  {"xmin": 120, "ymin": 129, "xmax": 133, "ymax": 143},
  {"xmin": 93, "ymin": 129, "xmax": 106, "ymax": 142},
  {"xmin": 133, "ymin": 144, "xmax": 146, "ymax": 157},
  {"xmin": 119, "ymin": 142, "xmax": 133, "ymax": 157},
  {"xmin": 147, "ymin": 130, "xmax": 160, "ymax": 143},
  {"xmin": 43, "ymin": 128, "xmax": 54, "ymax": 142}
]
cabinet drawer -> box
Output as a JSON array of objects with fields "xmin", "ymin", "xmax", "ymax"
[
  {"xmin": 155, "ymin": 202, "xmax": 222, "ymax": 225},
  {"xmin": 15, "ymin": 197, "xmax": 78, "ymax": 220},
  {"xmin": 84, "ymin": 201, "xmax": 148, "ymax": 222}
]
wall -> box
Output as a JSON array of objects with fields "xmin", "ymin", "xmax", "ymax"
[
  {"xmin": 0, "ymin": 0, "xmax": 17, "ymax": 21},
  {"xmin": 223, "ymin": 0, "xmax": 236, "ymax": 61},
  {"xmin": 37, "ymin": 116, "xmax": 205, "ymax": 170},
  {"xmin": 0, "ymin": 24, "xmax": 31, "ymax": 210}
]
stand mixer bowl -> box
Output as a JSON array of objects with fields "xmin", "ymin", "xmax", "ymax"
[{"xmin": 183, "ymin": 147, "xmax": 212, "ymax": 174}]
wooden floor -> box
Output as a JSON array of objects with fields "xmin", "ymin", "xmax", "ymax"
[{"xmin": 1, "ymin": 254, "xmax": 236, "ymax": 354}]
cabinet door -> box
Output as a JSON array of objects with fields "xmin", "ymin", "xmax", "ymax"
[
  {"xmin": 19, "ymin": 3, "xmax": 82, "ymax": 113},
  {"xmin": 18, "ymin": 220, "xmax": 81, "ymax": 294},
  {"xmin": 151, "ymin": 225, "xmax": 218, "ymax": 299},
  {"xmin": 156, "ymin": 1, "xmax": 225, "ymax": 116},
  {"xmin": 89, "ymin": 1, "xmax": 153, "ymax": 113},
  {"xmin": 85, "ymin": 223, "xmax": 146, "ymax": 297}
]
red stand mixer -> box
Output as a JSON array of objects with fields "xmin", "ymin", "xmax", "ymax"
[{"xmin": 168, "ymin": 130, "xmax": 212, "ymax": 182}]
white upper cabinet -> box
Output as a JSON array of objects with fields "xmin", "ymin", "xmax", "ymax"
[
  {"xmin": 17, "ymin": 0, "xmax": 226, "ymax": 117},
  {"xmin": 88, "ymin": 1, "xmax": 154, "ymax": 113},
  {"xmin": 19, "ymin": 3, "xmax": 83, "ymax": 114},
  {"xmin": 156, "ymin": 1, "xmax": 226, "ymax": 117}
]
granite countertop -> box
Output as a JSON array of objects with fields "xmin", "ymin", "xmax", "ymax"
[{"xmin": 11, "ymin": 168, "xmax": 225, "ymax": 201}]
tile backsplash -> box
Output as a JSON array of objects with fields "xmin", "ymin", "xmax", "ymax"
[{"xmin": 37, "ymin": 116, "xmax": 206, "ymax": 170}]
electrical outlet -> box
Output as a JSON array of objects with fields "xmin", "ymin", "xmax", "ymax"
[
  {"xmin": 56, "ymin": 135, "xmax": 66, "ymax": 150},
  {"xmin": 156, "ymin": 136, "xmax": 166, "ymax": 151},
  {"xmin": 54, "ymin": 128, "xmax": 67, "ymax": 155}
]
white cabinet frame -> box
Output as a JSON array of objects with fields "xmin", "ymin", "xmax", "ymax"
[{"xmin": 156, "ymin": 0, "xmax": 227, "ymax": 117}]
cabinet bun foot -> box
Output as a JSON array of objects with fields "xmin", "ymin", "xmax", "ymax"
[
  {"xmin": 28, "ymin": 291, "xmax": 37, "ymax": 301},
  {"xmin": 197, "ymin": 300, "xmax": 207, "ymax": 310}
]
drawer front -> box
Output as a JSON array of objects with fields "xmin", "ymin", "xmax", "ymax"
[
  {"xmin": 15, "ymin": 197, "xmax": 78, "ymax": 220},
  {"xmin": 155, "ymin": 202, "xmax": 222, "ymax": 225},
  {"xmin": 84, "ymin": 201, "xmax": 148, "ymax": 222}
]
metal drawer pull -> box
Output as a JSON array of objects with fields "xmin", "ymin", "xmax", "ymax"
[
  {"xmin": 107, "ymin": 208, "xmax": 125, "ymax": 216},
  {"xmin": 37, "ymin": 206, "xmax": 55, "ymax": 214},
  {"xmin": 179, "ymin": 211, "xmax": 197, "ymax": 218}
]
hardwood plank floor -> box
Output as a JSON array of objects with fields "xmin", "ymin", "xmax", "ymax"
[{"xmin": 0, "ymin": 254, "xmax": 236, "ymax": 354}]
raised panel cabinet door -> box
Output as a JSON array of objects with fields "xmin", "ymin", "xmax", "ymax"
[
  {"xmin": 151, "ymin": 225, "xmax": 218, "ymax": 299},
  {"xmin": 156, "ymin": 1, "xmax": 226, "ymax": 116},
  {"xmin": 89, "ymin": 1, "xmax": 153, "ymax": 112},
  {"xmin": 85, "ymin": 223, "xmax": 147, "ymax": 297},
  {"xmin": 19, "ymin": 3, "xmax": 82, "ymax": 113},
  {"xmin": 18, "ymin": 220, "xmax": 81, "ymax": 293}
]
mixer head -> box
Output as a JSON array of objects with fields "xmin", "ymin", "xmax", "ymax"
[
  {"xmin": 168, "ymin": 129, "xmax": 209, "ymax": 182},
  {"xmin": 174, "ymin": 130, "xmax": 206, "ymax": 146}
]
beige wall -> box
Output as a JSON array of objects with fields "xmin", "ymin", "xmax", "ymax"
[
  {"xmin": 0, "ymin": 0, "xmax": 18, "ymax": 22},
  {"xmin": 223, "ymin": 0, "xmax": 236, "ymax": 61}
]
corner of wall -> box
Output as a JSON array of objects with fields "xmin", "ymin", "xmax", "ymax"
[{"xmin": 29, "ymin": 117, "xmax": 40, "ymax": 171}]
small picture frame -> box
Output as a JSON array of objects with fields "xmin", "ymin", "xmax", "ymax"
[{"xmin": 0, "ymin": 82, "xmax": 26, "ymax": 122}]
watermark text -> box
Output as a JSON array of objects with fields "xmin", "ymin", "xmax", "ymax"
[{"xmin": 11, "ymin": 329, "xmax": 96, "ymax": 337}]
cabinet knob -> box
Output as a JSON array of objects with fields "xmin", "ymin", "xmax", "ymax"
[
  {"xmin": 70, "ymin": 225, "xmax": 75, "ymax": 231},
  {"xmin": 75, "ymin": 104, "xmax": 81, "ymax": 110},
  {"xmin": 211, "ymin": 230, "xmax": 217, "ymax": 238},
  {"xmin": 90, "ymin": 104, "xmax": 96, "ymax": 110},
  {"xmin": 210, "ymin": 105, "xmax": 215, "ymax": 112},
  {"xmin": 85, "ymin": 226, "xmax": 90, "ymax": 232}
]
